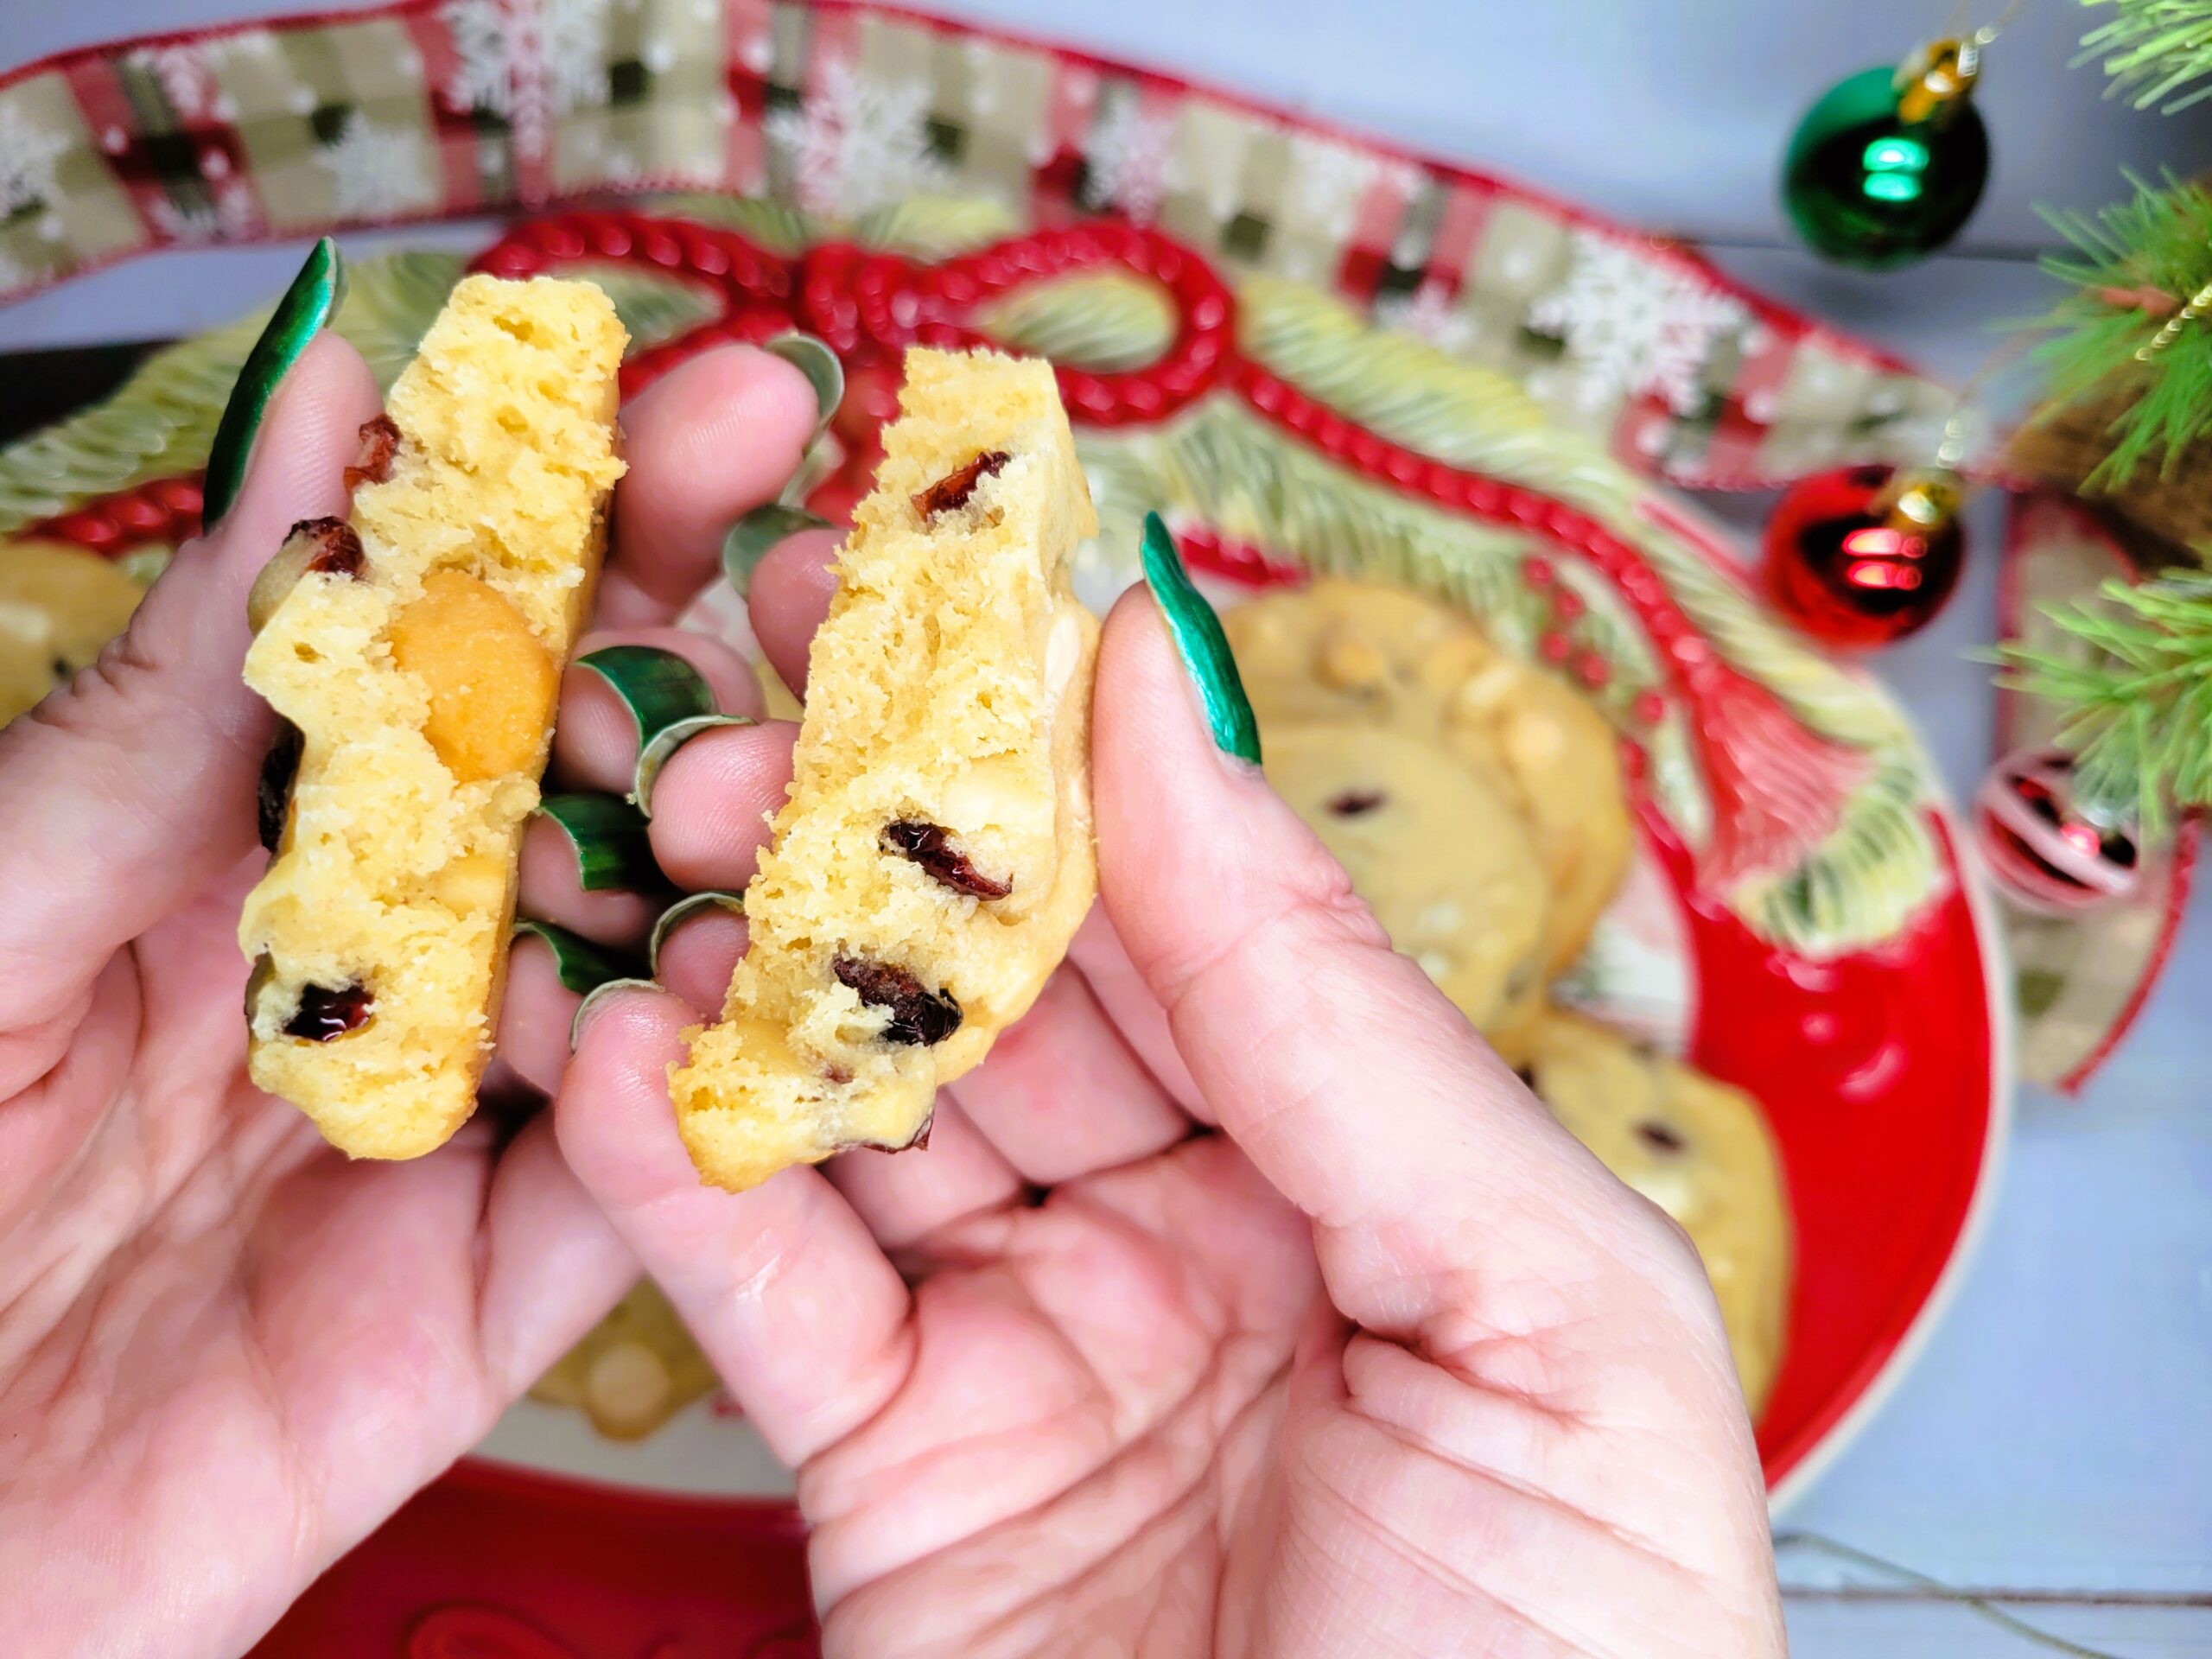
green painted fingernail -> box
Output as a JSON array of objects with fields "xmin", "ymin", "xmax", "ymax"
[
  {"xmin": 635, "ymin": 715, "xmax": 755, "ymax": 817},
  {"xmin": 573, "ymin": 644, "xmax": 759, "ymax": 814},
  {"xmin": 512, "ymin": 917, "xmax": 643, "ymax": 995},
  {"xmin": 648, "ymin": 889, "xmax": 746, "ymax": 976},
  {"xmin": 1139, "ymin": 512, "xmax": 1260, "ymax": 765},
  {"xmin": 202, "ymin": 238, "xmax": 346, "ymax": 531},
  {"xmin": 569, "ymin": 976, "xmax": 663, "ymax": 1052},
  {"xmin": 537, "ymin": 792, "xmax": 658, "ymax": 892},
  {"xmin": 763, "ymin": 332, "xmax": 844, "ymax": 435},
  {"xmin": 723, "ymin": 502, "xmax": 832, "ymax": 594}
]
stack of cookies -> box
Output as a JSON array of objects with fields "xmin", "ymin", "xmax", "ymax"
[{"xmin": 1223, "ymin": 578, "xmax": 1792, "ymax": 1414}]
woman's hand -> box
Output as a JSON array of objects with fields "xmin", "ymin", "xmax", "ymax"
[
  {"xmin": 0, "ymin": 311, "xmax": 823, "ymax": 1656},
  {"xmin": 559, "ymin": 535, "xmax": 1789, "ymax": 1656}
]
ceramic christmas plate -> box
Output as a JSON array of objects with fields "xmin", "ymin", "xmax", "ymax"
[{"xmin": 0, "ymin": 2, "xmax": 2008, "ymax": 1646}]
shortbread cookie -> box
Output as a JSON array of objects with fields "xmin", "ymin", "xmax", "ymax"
[
  {"xmin": 1225, "ymin": 577, "xmax": 1631, "ymax": 971},
  {"xmin": 531, "ymin": 1279, "xmax": 718, "ymax": 1440},
  {"xmin": 0, "ymin": 538, "xmax": 146, "ymax": 727},
  {"xmin": 1519, "ymin": 1010, "xmax": 1792, "ymax": 1412},
  {"xmin": 1264, "ymin": 723, "xmax": 1548, "ymax": 1036},
  {"xmin": 240, "ymin": 275, "xmax": 626, "ymax": 1159},
  {"xmin": 671, "ymin": 347, "xmax": 1099, "ymax": 1193}
]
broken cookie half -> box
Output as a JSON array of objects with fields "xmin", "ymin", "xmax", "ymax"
[
  {"xmin": 239, "ymin": 274, "xmax": 626, "ymax": 1158},
  {"xmin": 671, "ymin": 346, "xmax": 1100, "ymax": 1192}
]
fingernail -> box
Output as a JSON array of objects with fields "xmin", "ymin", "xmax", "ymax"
[
  {"xmin": 647, "ymin": 889, "xmax": 746, "ymax": 976},
  {"xmin": 512, "ymin": 917, "xmax": 643, "ymax": 995},
  {"xmin": 762, "ymin": 332, "xmax": 844, "ymax": 437},
  {"xmin": 537, "ymin": 792, "xmax": 660, "ymax": 892},
  {"xmin": 202, "ymin": 237, "xmax": 346, "ymax": 532},
  {"xmin": 574, "ymin": 644, "xmax": 755, "ymax": 814},
  {"xmin": 569, "ymin": 976, "xmax": 663, "ymax": 1053},
  {"xmin": 723, "ymin": 502, "xmax": 832, "ymax": 594},
  {"xmin": 1139, "ymin": 512, "xmax": 1261, "ymax": 765}
]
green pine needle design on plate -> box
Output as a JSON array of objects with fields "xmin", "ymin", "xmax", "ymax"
[
  {"xmin": 2023, "ymin": 171, "xmax": 2212, "ymax": 490},
  {"xmin": 0, "ymin": 250, "xmax": 464, "ymax": 537},
  {"xmin": 1998, "ymin": 566, "xmax": 2212, "ymax": 835},
  {"xmin": 977, "ymin": 270, "xmax": 1179, "ymax": 372},
  {"xmin": 2075, "ymin": 0, "xmax": 2212, "ymax": 111}
]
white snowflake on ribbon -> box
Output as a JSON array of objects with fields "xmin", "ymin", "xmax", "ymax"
[
  {"xmin": 442, "ymin": 0, "xmax": 610, "ymax": 165},
  {"xmin": 147, "ymin": 179, "xmax": 257, "ymax": 245},
  {"xmin": 1284, "ymin": 131, "xmax": 1375, "ymax": 238},
  {"xmin": 314, "ymin": 111, "xmax": 437, "ymax": 219},
  {"xmin": 764, "ymin": 58, "xmax": 949, "ymax": 219},
  {"xmin": 1374, "ymin": 281, "xmax": 1476, "ymax": 356},
  {"xmin": 126, "ymin": 45, "xmax": 216, "ymax": 119},
  {"xmin": 1525, "ymin": 232, "xmax": 1747, "ymax": 419},
  {"xmin": 1080, "ymin": 93, "xmax": 1182, "ymax": 225},
  {"xmin": 0, "ymin": 100, "xmax": 69, "ymax": 223}
]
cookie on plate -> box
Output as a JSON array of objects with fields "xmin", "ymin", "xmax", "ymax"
[
  {"xmin": 531, "ymin": 1279, "xmax": 718, "ymax": 1440},
  {"xmin": 1263, "ymin": 722, "xmax": 1548, "ymax": 1037},
  {"xmin": 240, "ymin": 274, "xmax": 626, "ymax": 1159},
  {"xmin": 1224, "ymin": 576, "xmax": 1630, "ymax": 973},
  {"xmin": 671, "ymin": 347, "xmax": 1099, "ymax": 1193},
  {"xmin": 0, "ymin": 538, "xmax": 148, "ymax": 727},
  {"xmin": 1518, "ymin": 1009, "xmax": 1792, "ymax": 1413}
]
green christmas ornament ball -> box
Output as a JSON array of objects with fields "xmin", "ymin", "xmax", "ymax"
[{"xmin": 1781, "ymin": 43, "xmax": 1991, "ymax": 270}]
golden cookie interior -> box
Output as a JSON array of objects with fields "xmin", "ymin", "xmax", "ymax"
[
  {"xmin": 671, "ymin": 346, "xmax": 1099, "ymax": 1193},
  {"xmin": 239, "ymin": 274, "xmax": 626, "ymax": 1159}
]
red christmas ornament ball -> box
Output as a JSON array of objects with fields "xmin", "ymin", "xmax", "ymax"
[
  {"xmin": 1973, "ymin": 747, "xmax": 2142, "ymax": 914},
  {"xmin": 1761, "ymin": 464, "xmax": 1967, "ymax": 651}
]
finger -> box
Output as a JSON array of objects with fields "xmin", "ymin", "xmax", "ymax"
[
  {"xmin": 945, "ymin": 968, "xmax": 1190, "ymax": 1185},
  {"xmin": 650, "ymin": 903, "xmax": 745, "ymax": 1015},
  {"xmin": 1093, "ymin": 589, "xmax": 1675, "ymax": 1362},
  {"xmin": 551, "ymin": 626, "xmax": 763, "ymax": 794},
  {"xmin": 556, "ymin": 987, "xmax": 915, "ymax": 1467},
  {"xmin": 747, "ymin": 526, "xmax": 841, "ymax": 696},
  {"xmin": 0, "ymin": 332, "xmax": 380, "ymax": 1031},
  {"xmin": 516, "ymin": 817, "xmax": 658, "ymax": 947},
  {"xmin": 643, "ymin": 721, "xmax": 797, "ymax": 893},
  {"xmin": 595, "ymin": 346, "xmax": 818, "ymax": 628},
  {"xmin": 823, "ymin": 1096, "xmax": 1025, "ymax": 1255},
  {"xmin": 494, "ymin": 934, "xmax": 582, "ymax": 1096},
  {"xmin": 1067, "ymin": 908, "xmax": 1211, "ymax": 1123}
]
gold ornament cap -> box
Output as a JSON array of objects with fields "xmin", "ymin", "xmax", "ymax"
[{"xmin": 1894, "ymin": 38, "xmax": 1981, "ymax": 124}]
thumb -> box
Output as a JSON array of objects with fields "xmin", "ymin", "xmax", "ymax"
[
  {"xmin": 1092, "ymin": 545, "xmax": 1676, "ymax": 1356},
  {"xmin": 0, "ymin": 323, "xmax": 380, "ymax": 1033}
]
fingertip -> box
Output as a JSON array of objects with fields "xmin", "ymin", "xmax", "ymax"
[
  {"xmin": 644, "ymin": 719, "xmax": 797, "ymax": 893},
  {"xmin": 518, "ymin": 817, "xmax": 660, "ymax": 944},
  {"xmin": 747, "ymin": 526, "xmax": 842, "ymax": 696},
  {"xmin": 553, "ymin": 626, "xmax": 763, "ymax": 792},
  {"xmin": 556, "ymin": 980, "xmax": 696, "ymax": 1209},
  {"xmin": 652, "ymin": 905, "xmax": 746, "ymax": 1014},
  {"xmin": 496, "ymin": 934, "xmax": 581, "ymax": 1096},
  {"xmin": 607, "ymin": 345, "xmax": 820, "ymax": 620}
]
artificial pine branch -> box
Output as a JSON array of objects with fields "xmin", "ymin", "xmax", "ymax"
[
  {"xmin": 2025, "ymin": 172, "xmax": 2212, "ymax": 491},
  {"xmin": 2076, "ymin": 0, "xmax": 2212, "ymax": 111},
  {"xmin": 1999, "ymin": 568, "xmax": 2212, "ymax": 833}
]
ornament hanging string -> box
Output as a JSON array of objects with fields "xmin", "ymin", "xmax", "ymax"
[{"xmin": 1939, "ymin": 0, "xmax": 2031, "ymax": 57}]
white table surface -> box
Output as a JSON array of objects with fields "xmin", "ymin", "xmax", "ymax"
[{"xmin": 4, "ymin": 4, "xmax": 2209, "ymax": 1654}]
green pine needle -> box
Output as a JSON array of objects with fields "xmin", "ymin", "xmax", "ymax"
[
  {"xmin": 1997, "ymin": 567, "xmax": 2212, "ymax": 834},
  {"xmin": 2024, "ymin": 171, "xmax": 2212, "ymax": 490},
  {"xmin": 2076, "ymin": 0, "xmax": 2212, "ymax": 111}
]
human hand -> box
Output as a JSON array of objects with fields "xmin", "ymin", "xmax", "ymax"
[
  {"xmin": 560, "ymin": 531, "xmax": 1788, "ymax": 1655},
  {"xmin": 0, "ymin": 265, "xmax": 827, "ymax": 1656}
]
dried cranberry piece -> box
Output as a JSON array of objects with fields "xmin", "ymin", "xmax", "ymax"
[
  {"xmin": 257, "ymin": 721, "xmax": 303, "ymax": 852},
  {"xmin": 881, "ymin": 819, "xmax": 1014, "ymax": 899},
  {"xmin": 344, "ymin": 414, "xmax": 401, "ymax": 490},
  {"xmin": 833, "ymin": 955, "xmax": 962, "ymax": 1046},
  {"xmin": 283, "ymin": 516, "xmax": 365, "ymax": 580},
  {"xmin": 1327, "ymin": 789, "xmax": 1385, "ymax": 817},
  {"xmin": 284, "ymin": 980, "xmax": 374, "ymax": 1040},
  {"xmin": 1635, "ymin": 1120, "xmax": 1686, "ymax": 1154},
  {"xmin": 912, "ymin": 449, "xmax": 1011, "ymax": 520}
]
